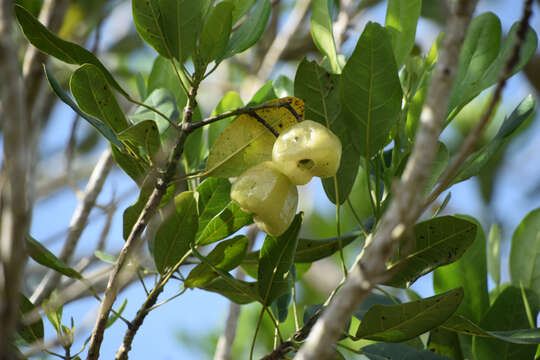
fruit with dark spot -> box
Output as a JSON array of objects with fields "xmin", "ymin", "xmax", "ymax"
[{"xmin": 272, "ymin": 120, "xmax": 342, "ymax": 185}]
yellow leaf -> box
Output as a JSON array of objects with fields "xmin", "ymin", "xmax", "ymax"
[{"xmin": 205, "ymin": 97, "xmax": 304, "ymax": 178}]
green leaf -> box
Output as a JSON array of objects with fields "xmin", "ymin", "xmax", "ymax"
[
  {"xmin": 271, "ymin": 279, "xmax": 292, "ymax": 323},
  {"xmin": 488, "ymin": 223, "xmax": 501, "ymax": 285},
  {"xmin": 310, "ymin": 0, "xmax": 340, "ymax": 73},
  {"xmin": 510, "ymin": 207, "xmax": 540, "ymax": 298},
  {"xmin": 208, "ymin": 91, "xmax": 244, "ymax": 149},
  {"xmin": 43, "ymin": 294, "xmax": 62, "ymax": 334},
  {"xmin": 183, "ymin": 107, "xmax": 205, "ymax": 171},
  {"xmin": 448, "ymin": 17, "xmax": 537, "ymax": 118},
  {"xmin": 195, "ymin": 178, "xmax": 232, "ymax": 241},
  {"xmin": 17, "ymin": 294, "xmax": 44, "ymax": 344},
  {"xmin": 15, "ymin": 0, "xmax": 41, "ymax": 16},
  {"xmin": 442, "ymin": 314, "xmax": 540, "ymax": 344},
  {"xmin": 258, "ymin": 214, "xmax": 302, "ymax": 305},
  {"xmin": 70, "ymin": 64, "xmax": 129, "ymax": 134},
  {"xmin": 153, "ymin": 191, "xmax": 198, "ymax": 273},
  {"xmin": 340, "ymin": 22, "xmax": 402, "ymax": 157},
  {"xmin": 247, "ymin": 80, "xmax": 277, "ymax": 105},
  {"xmin": 184, "ymin": 235, "xmax": 248, "ymax": 288},
  {"xmin": 132, "ymin": 0, "xmax": 203, "ymax": 62},
  {"xmin": 427, "ymin": 328, "xmax": 464, "ymax": 359},
  {"xmin": 229, "ymin": 0, "xmax": 257, "ymax": 23},
  {"xmin": 94, "ymin": 250, "xmax": 116, "ymax": 264},
  {"xmin": 385, "ymin": 216, "xmax": 477, "ymax": 288},
  {"xmin": 447, "ymin": 13, "xmax": 501, "ymax": 117},
  {"xmin": 129, "ymin": 88, "xmax": 179, "ymax": 139},
  {"xmin": 200, "ymin": 277, "xmax": 260, "ymax": 304},
  {"xmin": 199, "ymin": 2, "xmax": 233, "ymax": 64},
  {"xmin": 423, "ymin": 142, "xmax": 449, "ymax": 195},
  {"xmin": 294, "ymin": 58, "xmax": 360, "ymax": 204},
  {"xmin": 147, "ymin": 57, "xmax": 188, "ymax": 109},
  {"xmin": 26, "ymin": 235, "xmax": 82, "ymax": 279},
  {"xmin": 196, "ymin": 202, "xmax": 253, "ymax": 245},
  {"xmin": 242, "ymin": 231, "xmax": 360, "ymax": 276},
  {"xmin": 355, "ymin": 288, "xmax": 463, "ymax": 342},
  {"xmin": 292, "ymin": 230, "xmax": 362, "ymax": 262},
  {"xmin": 385, "ymin": 0, "xmax": 421, "ymax": 68},
  {"xmin": 273, "ymin": 75, "xmax": 294, "ymax": 98},
  {"xmin": 14, "ymin": 5, "xmax": 129, "ymax": 97},
  {"xmin": 433, "ymin": 216, "xmax": 489, "ymax": 323},
  {"xmin": 473, "ymin": 286, "xmax": 539, "ymax": 359},
  {"xmin": 123, "ymin": 174, "xmax": 156, "ymax": 239},
  {"xmin": 361, "ymin": 342, "xmax": 451, "ymax": 360},
  {"xmin": 452, "ymin": 95, "xmax": 535, "ymax": 184},
  {"xmin": 43, "ymin": 66, "xmax": 124, "ymax": 150},
  {"xmin": 219, "ymin": 0, "xmax": 271, "ymax": 61},
  {"xmin": 354, "ymin": 292, "xmax": 398, "ymax": 320},
  {"xmin": 107, "ymin": 299, "xmax": 128, "ymax": 328},
  {"xmin": 111, "ymin": 144, "xmax": 148, "ymax": 185},
  {"xmin": 117, "ymin": 120, "xmax": 161, "ymax": 162}
]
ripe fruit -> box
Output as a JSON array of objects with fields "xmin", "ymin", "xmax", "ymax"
[
  {"xmin": 230, "ymin": 161, "xmax": 298, "ymax": 236},
  {"xmin": 272, "ymin": 120, "xmax": 342, "ymax": 185}
]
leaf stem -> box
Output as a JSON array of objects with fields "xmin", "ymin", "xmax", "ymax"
[
  {"xmin": 346, "ymin": 199, "xmax": 369, "ymax": 237},
  {"xmin": 333, "ymin": 176, "xmax": 347, "ymax": 278},
  {"xmin": 363, "ymin": 157, "xmax": 378, "ymax": 219},
  {"xmin": 249, "ymin": 307, "xmax": 266, "ymax": 360},
  {"xmin": 116, "ymin": 250, "xmax": 192, "ymax": 360},
  {"xmin": 127, "ymin": 96, "xmax": 178, "ymax": 129},
  {"xmin": 291, "ymin": 274, "xmax": 300, "ymax": 331},
  {"xmin": 169, "ymin": 58, "xmax": 190, "ymax": 96},
  {"xmin": 265, "ymin": 307, "xmax": 283, "ymax": 343}
]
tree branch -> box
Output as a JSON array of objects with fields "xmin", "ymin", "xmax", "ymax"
[
  {"xmin": 257, "ymin": 0, "xmax": 311, "ymax": 82},
  {"xmin": 22, "ymin": 0, "xmax": 69, "ymax": 110},
  {"xmin": 86, "ymin": 79, "xmax": 202, "ymax": 359},
  {"xmin": 294, "ymin": 1, "xmax": 479, "ymax": 359},
  {"xmin": 0, "ymin": 1, "xmax": 32, "ymax": 357},
  {"xmin": 31, "ymin": 149, "xmax": 114, "ymax": 304}
]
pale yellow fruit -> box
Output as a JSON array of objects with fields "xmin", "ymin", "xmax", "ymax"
[
  {"xmin": 272, "ymin": 120, "xmax": 342, "ymax": 185},
  {"xmin": 230, "ymin": 161, "xmax": 298, "ymax": 236}
]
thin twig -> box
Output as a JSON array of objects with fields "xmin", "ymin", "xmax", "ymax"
[
  {"xmin": 187, "ymin": 99, "xmax": 293, "ymax": 132},
  {"xmin": 256, "ymin": 0, "xmax": 311, "ymax": 81},
  {"xmin": 22, "ymin": 0, "xmax": 69, "ymax": 109},
  {"xmin": 115, "ymin": 251, "xmax": 192, "ymax": 360},
  {"xmin": 31, "ymin": 149, "xmax": 114, "ymax": 304},
  {"xmin": 0, "ymin": 0, "xmax": 32, "ymax": 355},
  {"xmin": 294, "ymin": 1, "xmax": 479, "ymax": 359}
]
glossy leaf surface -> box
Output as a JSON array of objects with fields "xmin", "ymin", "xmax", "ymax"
[
  {"xmin": 356, "ymin": 288, "xmax": 463, "ymax": 342},
  {"xmin": 340, "ymin": 22, "xmax": 402, "ymax": 157},
  {"xmin": 385, "ymin": 216, "xmax": 477, "ymax": 288},
  {"xmin": 258, "ymin": 214, "xmax": 302, "ymax": 305},
  {"xmin": 433, "ymin": 216, "xmax": 489, "ymax": 323},
  {"xmin": 185, "ymin": 235, "xmax": 248, "ymax": 288}
]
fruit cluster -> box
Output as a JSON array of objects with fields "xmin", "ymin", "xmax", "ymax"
[{"xmin": 231, "ymin": 120, "xmax": 342, "ymax": 236}]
